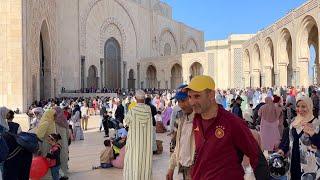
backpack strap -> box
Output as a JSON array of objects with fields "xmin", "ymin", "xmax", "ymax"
[{"xmin": 6, "ymin": 146, "xmax": 22, "ymax": 160}]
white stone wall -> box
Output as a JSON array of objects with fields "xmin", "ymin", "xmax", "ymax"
[
  {"xmin": 0, "ymin": 0, "xmax": 24, "ymax": 110},
  {"xmin": 56, "ymin": 0, "xmax": 80, "ymax": 90}
]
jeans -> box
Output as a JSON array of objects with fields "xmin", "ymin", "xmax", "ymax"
[
  {"xmin": 100, "ymin": 163, "xmax": 113, "ymax": 168},
  {"xmin": 270, "ymin": 176, "xmax": 287, "ymax": 180},
  {"xmin": 51, "ymin": 166, "xmax": 60, "ymax": 180}
]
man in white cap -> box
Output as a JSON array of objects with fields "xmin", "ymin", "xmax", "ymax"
[{"xmin": 123, "ymin": 89, "xmax": 153, "ymax": 180}]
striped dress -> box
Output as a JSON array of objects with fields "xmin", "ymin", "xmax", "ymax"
[{"xmin": 123, "ymin": 103, "xmax": 153, "ymax": 180}]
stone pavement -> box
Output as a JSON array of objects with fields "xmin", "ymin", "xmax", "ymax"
[
  {"xmin": 67, "ymin": 115, "xmax": 182, "ymax": 180},
  {"xmin": 15, "ymin": 115, "xmax": 255, "ymax": 180}
]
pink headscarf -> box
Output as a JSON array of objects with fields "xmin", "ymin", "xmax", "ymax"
[
  {"xmin": 258, "ymin": 97, "xmax": 282, "ymax": 123},
  {"xmin": 53, "ymin": 106, "xmax": 69, "ymax": 128}
]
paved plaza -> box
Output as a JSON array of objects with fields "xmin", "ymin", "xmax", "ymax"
[{"xmin": 66, "ymin": 116, "xmax": 181, "ymax": 180}]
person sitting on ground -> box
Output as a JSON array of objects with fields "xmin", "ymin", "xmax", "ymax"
[
  {"xmin": 93, "ymin": 139, "xmax": 114, "ymax": 169},
  {"xmin": 116, "ymin": 123, "xmax": 127, "ymax": 139}
]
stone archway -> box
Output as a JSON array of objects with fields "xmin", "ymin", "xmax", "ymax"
[
  {"xmin": 170, "ymin": 64, "xmax": 182, "ymax": 89},
  {"xmin": 128, "ymin": 69, "xmax": 135, "ymax": 89},
  {"xmin": 264, "ymin": 38, "xmax": 275, "ymax": 87},
  {"xmin": 189, "ymin": 62, "xmax": 203, "ymax": 80},
  {"xmin": 39, "ymin": 21, "xmax": 52, "ymax": 100},
  {"xmin": 146, "ymin": 65, "xmax": 157, "ymax": 88},
  {"xmin": 87, "ymin": 65, "xmax": 98, "ymax": 89},
  {"xmin": 278, "ymin": 29, "xmax": 293, "ymax": 87},
  {"xmin": 298, "ymin": 15, "xmax": 319, "ymax": 86},
  {"xmin": 104, "ymin": 37, "xmax": 121, "ymax": 89},
  {"xmin": 252, "ymin": 44, "xmax": 261, "ymax": 87}
]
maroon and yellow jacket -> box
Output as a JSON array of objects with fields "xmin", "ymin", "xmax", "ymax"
[{"xmin": 191, "ymin": 106, "xmax": 269, "ymax": 180}]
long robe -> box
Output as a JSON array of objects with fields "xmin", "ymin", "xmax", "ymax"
[{"xmin": 123, "ymin": 103, "xmax": 153, "ymax": 180}]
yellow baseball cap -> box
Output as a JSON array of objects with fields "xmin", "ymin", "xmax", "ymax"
[{"xmin": 186, "ymin": 75, "xmax": 215, "ymax": 92}]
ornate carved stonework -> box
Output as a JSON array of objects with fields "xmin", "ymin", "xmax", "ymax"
[
  {"xmin": 159, "ymin": 29, "xmax": 177, "ymax": 56},
  {"xmin": 99, "ymin": 17, "xmax": 126, "ymax": 60},
  {"xmin": 80, "ymin": 0, "xmax": 136, "ymax": 55},
  {"xmin": 185, "ymin": 38, "xmax": 198, "ymax": 53},
  {"xmin": 27, "ymin": 0, "xmax": 58, "ymax": 80}
]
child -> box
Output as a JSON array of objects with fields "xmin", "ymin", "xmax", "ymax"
[
  {"xmin": 46, "ymin": 133, "xmax": 62, "ymax": 180},
  {"xmin": 93, "ymin": 139, "xmax": 114, "ymax": 169}
]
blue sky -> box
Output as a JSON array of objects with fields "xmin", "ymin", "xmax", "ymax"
[{"xmin": 162, "ymin": 0, "xmax": 307, "ymax": 40}]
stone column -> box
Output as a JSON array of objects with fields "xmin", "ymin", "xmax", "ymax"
[
  {"xmin": 243, "ymin": 71, "xmax": 250, "ymax": 88},
  {"xmin": 100, "ymin": 58, "xmax": 104, "ymax": 89},
  {"xmin": 299, "ymin": 58, "xmax": 309, "ymax": 88},
  {"xmin": 278, "ymin": 63, "xmax": 288, "ymax": 87},
  {"xmin": 252, "ymin": 70, "xmax": 260, "ymax": 88},
  {"xmin": 137, "ymin": 63, "xmax": 140, "ymax": 89},
  {"xmin": 123, "ymin": 61, "xmax": 127, "ymax": 89},
  {"xmin": 264, "ymin": 66, "xmax": 272, "ymax": 87}
]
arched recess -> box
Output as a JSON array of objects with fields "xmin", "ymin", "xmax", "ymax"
[
  {"xmin": 146, "ymin": 65, "xmax": 157, "ymax": 88},
  {"xmin": 189, "ymin": 62, "xmax": 203, "ymax": 80},
  {"xmin": 87, "ymin": 65, "xmax": 98, "ymax": 89},
  {"xmin": 170, "ymin": 63, "xmax": 182, "ymax": 89},
  {"xmin": 164, "ymin": 43, "xmax": 171, "ymax": 56},
  {"xmin": 264, "ymin": 38, "xmax": 275, "ymax": 87},
  {"xmin": 128, "ymin": 69, "xmax": 135, "ymax": 90},
  {"xmin": 243, "ymin": 49, "xmax": 251, "ymax": 87},
  {"xmin": 104, "ymin": 37, "xmax": 121, "ymax": 89},
  {"xmin": 159, "ymin": 29, "xmax": 177, "ymax": 56},
  {"xmin": 278, "ymin": 28, "xmax": 293, "ymax": 86},
  {"xmin": 298, "ymin": 15, "xmax": 319, "ymax": 85},
  {"xmin": 185, "ymin": 38, "xmax": 198, "ymax": 53},
  {"xmin": 81, "ymin": 0, "xmax": 138, "ymax": 57},
  {"xmin": 252, "ymin": 44, "xmax": 261, "ymax": 87},
  {"xmin": 39, "ymin": 20, "xmax": 52, "ymax": 100}
]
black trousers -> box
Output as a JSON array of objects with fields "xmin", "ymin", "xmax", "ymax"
[{"xmin": 102, "ymin": 120, "xmax": 109, "ymax": 136}]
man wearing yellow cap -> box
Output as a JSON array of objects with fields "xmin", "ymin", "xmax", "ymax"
[{"xmin": 187, "ymin": 75, "xmax": 269, "ymax": 180}]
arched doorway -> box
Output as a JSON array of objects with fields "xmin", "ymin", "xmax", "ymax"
[
  {"xmin": 104, "ymin": 37, "xmax": 121, "ymax": 89},
  {"xmin": 128, "ymin": 69, "xmax": 135, "ymax": 90},
  {"xmin": 189, "ymin": 62, "xmax": 203, "ymax": 80},
  {"xmin": 87, "ymin": 65, "xmax": 98, "ymax": 89},
  {"xmin": 146, "ymin": 65, "xmax": 157, "ymax": 88},
  {"xmin": 39, "ymin": 21, "xmax": 51, "ymax": 100},
  {"xmin": 170, "ymin": 64, "xmax": 182, "ymax": 89},
  {"xmin": 279, "ymin": 29, "xmax": 293, "ymax": 86}
]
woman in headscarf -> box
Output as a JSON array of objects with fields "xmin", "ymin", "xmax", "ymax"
[
  {"xmin": 34, "ymin": 109, "xmax": 56, "ymax": 180},
  {"xmin": 36, "ymin": 109, "xmax": 56, "ymax": 156},
  {"xmin": 71, "ymin": 105, "xmax": 84, "ymax": 141},
  {"xmin": 258, "ymin": 96, "xmax": 282, "ymax": 151},
  {"xmin": 0, "ymin": 106, "xmax": 9, "ymax": 179},
  {"xmin": 53, "ymin": 106, "xmax": 69, "ymax": 178},
  {"xmin": 0, "ymin": 106, "xmax": 9, "ymax": 131},
  {"xmin": 30, "ymin": 107, "xmax": 44, "ymax": 129},
  {"xmin": 278, "ymin": 96, "xmax": 320, "ymax": 179}
]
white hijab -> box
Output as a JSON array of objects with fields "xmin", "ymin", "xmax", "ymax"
[
  {"xmin": 292, "ymin": 95, "xmax": 314, "ymax": 129},
  {"xmin": 0, "ymin": 106, "xmax": 9, "ymax": 130}
]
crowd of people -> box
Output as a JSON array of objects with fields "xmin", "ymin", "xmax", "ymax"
[{"xmin": 2, "ymin": 75, "xmax": 320, "ymax": 179}]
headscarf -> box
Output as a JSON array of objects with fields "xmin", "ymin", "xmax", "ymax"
[
  {"xmin": 292, "ymin": 95, "xmax": 314, "ymax": 128},
  {"xmin": 258, "ymin": 97, "xmax": 281, "ymax": 123},
  {"xmin": 53, "ymin": 106, "xmax": 69, "ymax": 128},
  {"xmin": 73, "ymin": 105, "xmax": 81, "ymax": 118},
  {"xmin": 0, "ymin": 106, "xmax": 9, "ymax": 130},
  {"xmin": 36, "ymin": 109, "xmax": 56, "ymax": 139},
  {"xmin": 32, "ymin": 107, "xmax": 44, "ymax": 118}
]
